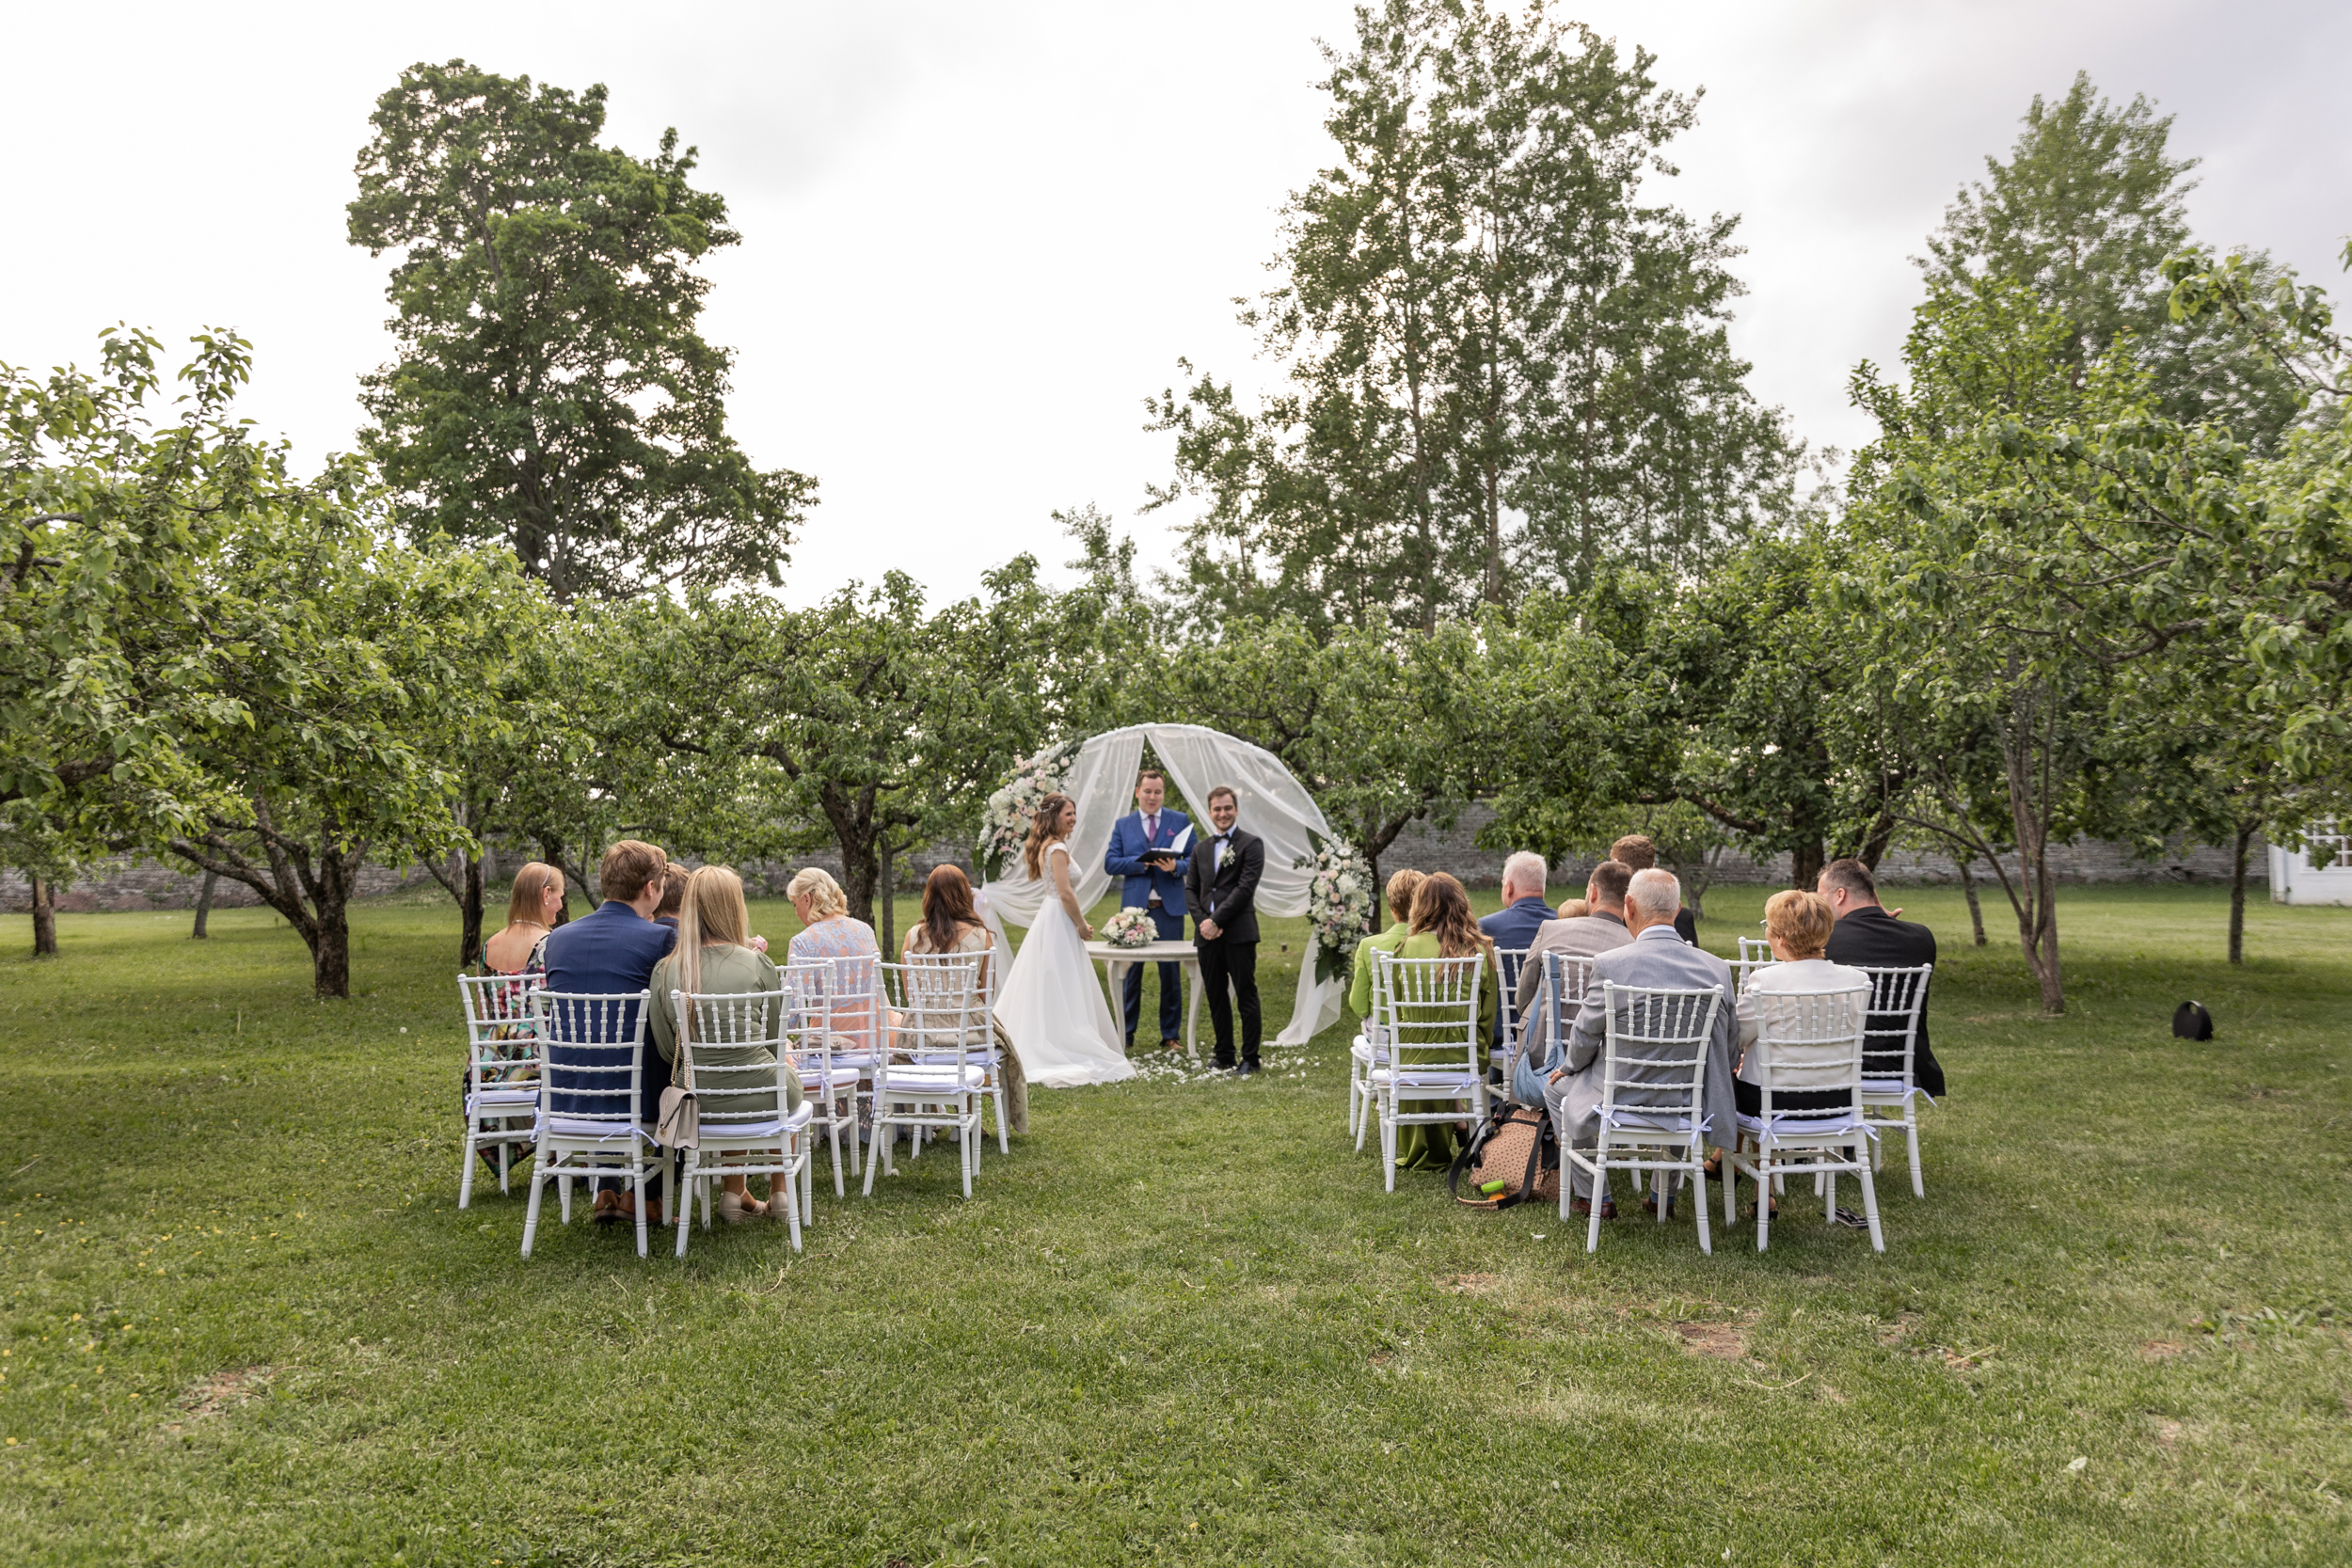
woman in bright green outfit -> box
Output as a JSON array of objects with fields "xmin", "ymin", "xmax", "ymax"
[
  {"xmin": 1347, "ymin": 867, "xmax": 1427, "ymax": 1019},
  {"xmin": 1383, "ymin": 873, "xmax": 1495, "ymax": 1172},
  {"xmin": 650, "ymin": 865, "xmax": 804, "ymax": 1223}
]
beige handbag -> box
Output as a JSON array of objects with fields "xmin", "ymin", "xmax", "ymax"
[{"xmin": 656, "ymin": 1014, "xmax": 699, "ymax": 1148}]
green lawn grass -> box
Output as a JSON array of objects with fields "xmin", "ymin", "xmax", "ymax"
[{"xmin": 1, "ymin": 883, "xmax": 2346, "ymax": 1565}]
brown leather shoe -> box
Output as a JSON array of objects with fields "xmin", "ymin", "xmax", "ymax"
[{"xmin": 1161, "ymin": 1037, "xmax": 1182, "ymax": 1053}]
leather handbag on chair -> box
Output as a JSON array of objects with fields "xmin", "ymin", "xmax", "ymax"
[{"xmin": 656, "ymin": 1029, "xmax": 700, "ymax": 1148}]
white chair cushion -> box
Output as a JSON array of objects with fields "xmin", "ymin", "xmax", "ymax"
[
  {"xmin": 467, "ymin": 1087, "xmax": 538, "ymax": 1112},
  {"xmin": 1370, "ymin": 1069, "xmax": 1480, "ymax": 1092},
  {"xmin": 539, "ymin": 1115, "xmax": 652, "ymax": 1143},
  {"xmin": 693, "ymin": 1103, "xmax": 817, "ymax": 1142},
  {"xmin": 1350, "ymin": 1038, "xmax": 1389, "ymax": 1064},
  {"xmin": 1736, "ymin": 1111, "xmax": 1871, "ymax": 1139},
  {"xmin": 1861, "ymin": 1079, "xmax": 1933, "ymax": 1102},
  {"xmin": 877, "ymin": 1065, "xmax": 986, "ymax": 1094}
]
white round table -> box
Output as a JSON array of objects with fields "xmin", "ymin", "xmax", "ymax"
[{"xmin": 1083, "ymin": 939, "xmax": 1204, "ymax": 1058}]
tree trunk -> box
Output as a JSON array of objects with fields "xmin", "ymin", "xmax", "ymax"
[
  {"xmin": 460, "ymin": 847, "xmax": 485, "ymax": 970},
  {"xmin": 310, "ymin": 847, "xmax": 356, "ymax": 1000},
  {"xmin": 193, "ymin": 871, "xmax": 217, "ymax": 938},
  {"xmin": 839, "ymin": 843, "xmax": 880, "ymax": 930},
  {"xmin": 1790, "ymin": 839, "xmax": 1825, "ymax": 893},
  {"xmin": 29, "ymin": 876, "xmax": 56, "ymax": 958},
  {"xmin": 1959, "ymin": 858, "xmax": 1986, "ymax": 947},
  {"xmin": 2229, "ymin": 819, "xmax": 2254, "ymax": 966},
  {"xmin": 879, "ymin": 839, "xmax": 897, "ymax": 958},
  {"xmin": 1858, "ymin": 813, "xmax": 1897, "ymax": 872}
]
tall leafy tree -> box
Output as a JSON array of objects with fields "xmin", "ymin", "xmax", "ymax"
[
  {"xmin": 1148, "ymin": 0, "xmax": 1790, "ymax": 631},
  {"xmin": 1922, "ymin": 71, "xmax": 2302, "ymax": 450},
  {"xmin": 1841, "ymin": 280, "xmax": 2280, "ymax": 1011},
  {"xmin": 349, "ymin": 60, "xmax": 812, "ymax": 601},
  {"xmin": 598, "ymin": 563, "xmax": 1079, "ymax": 935},
  {"xmin": 160, "ymin": 513, "xmax": 532, "ymax": 999}
]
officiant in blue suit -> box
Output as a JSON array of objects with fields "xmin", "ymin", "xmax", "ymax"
[{"xmin": 1104, "ymin": 768, "xmax": 1190, "ymax": 1052}]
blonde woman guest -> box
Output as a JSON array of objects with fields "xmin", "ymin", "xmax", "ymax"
[
  {"xmin": 483, "ymin": 862, "xmax": 565, "ymax": 974},
  {"xmin": 902, "ymin": 864, "xmax": 1028, "ymax": 1134},
  {"xmin": 1384, "ymin": 873, "xmax": 1497, "ymax": 1171},
  {"xmin": 1733, "ymin": 887, "xmax": 1870, "ymax": 1121},
  {"xmin": 994, "ymin": 794, "xmax": 1133, "ymax": 1086},
  {"xmin": 649, "ymin": 866, "xmax": 804, "ymax": 1223},
  {"xmin": 784, "ymin": 867, "xmax": 882, "ymax": 1051}
]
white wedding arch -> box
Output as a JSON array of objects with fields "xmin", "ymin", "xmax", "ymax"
[{"xmin": 972, "ymin": 723, "xmax": 1347, "ymax": 1048}]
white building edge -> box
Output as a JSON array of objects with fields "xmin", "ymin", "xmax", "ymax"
[{"xmin": 2269, "ymin": 824, "xmax": 2352, "ymax": 905}]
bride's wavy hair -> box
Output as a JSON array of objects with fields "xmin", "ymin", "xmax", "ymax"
[{"xmin": 1022, "ymin": 793, "xmax": 1075, "ymax": 880}]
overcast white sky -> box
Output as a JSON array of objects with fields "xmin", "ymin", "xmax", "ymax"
[{"xmin": 5, "ymin": 1, "xmax": 2346, "ymax": 605}]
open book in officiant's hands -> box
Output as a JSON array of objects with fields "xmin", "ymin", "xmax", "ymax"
[{"xmin": 1145, "ymin": 824, "xmax": 1194, "ymax": 867}]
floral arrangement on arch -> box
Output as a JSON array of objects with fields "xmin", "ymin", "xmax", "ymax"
[
  {"xmin": 1295, "ymin": 829, "xmax": 1375, "ymax": 984},
  {"xmin": 1101, "ymin": 907, "xmax": 1159, "ymax": 949},
  {"xmin": 977, "ymin": 739, "xmax": 1080, "ymax": 881}
]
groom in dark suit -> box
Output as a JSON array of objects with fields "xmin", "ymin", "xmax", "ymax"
[
  {"xmin": 1104, "ymin": 768, "xmax": 1191, "ymax": 1051},
  {"xmin": 1185, "ymin": 784, "xmax": 1265, "ymax": 1075}
]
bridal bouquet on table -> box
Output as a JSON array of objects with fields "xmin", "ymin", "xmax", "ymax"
[
  {"xmin": 1296, "ymin": 830, "xmax": 1375, "ymax": 983},
  {"xmin": 977, "ymin": 739, "xmax": 1078, "ymax": 880},
  {"xmin": 1101, "ymin": 908, "xmax": 1158, "ymax": 949}
]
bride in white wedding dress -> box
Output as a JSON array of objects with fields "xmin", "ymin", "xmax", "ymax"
[{"xmin": 995, "ymin": 793, "xmax": 1136, "ymax": 1088}]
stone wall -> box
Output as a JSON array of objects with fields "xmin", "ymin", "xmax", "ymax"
[
  {"xmin": 1370, "ymin": 803, "xmax": 2262, "ymax": 889},
  {"xmin": 0, "ymin": 856, "xmax": 438, "ymax": 913},
  {"xmin": 6, "ymin": 810, "xmax": 2261, "ymax": 913}
]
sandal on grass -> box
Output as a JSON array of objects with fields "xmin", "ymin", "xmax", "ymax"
[
  {"xmin": 590, "ymin": 1190, "xmax": 622, "ymax": 1224},
  {"xmin": 1569, "ymin": 1197, "xmax": 1618, "ymax": 1220}
]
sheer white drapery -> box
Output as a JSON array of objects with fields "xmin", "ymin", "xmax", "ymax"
[{"xmin": 972, "ymin": 723, "xmax": 1345, "ymax": 1047}]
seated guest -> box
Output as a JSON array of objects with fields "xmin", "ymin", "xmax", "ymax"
[
  {"xmin": 539, "ymin": 839, "xmax": 679, "ymax": 1225},
  {"xmin": 1348, "ymin": 868, "xmax": 1427, "ymax": 1021},
  {"xmin": 483, "ymin": 861, "xmax": 565, "ymax": 974},
  {"xmin": 1511, "ymin": 860, "xmax": 1638, "ymax": 1106},
  {"xmin": 1478, "ymin": 851, "xmax": 1555, "ymax": 951},
  {"xmin": 466, "ymin": 861, "xmax": 565, "ymax": 1181},
  {"xmin": 1726, "ymin": 889, "xmax": 1870, "ymax": 1213},
  {"xmin": 785, "ymin": 867, "xmax": 883, "ymax": 1056},
  {"xmin": 649, "ymin": 865, "xmax": 803, "ymax": 1224},
  {"xmin": 1478, "ymin": 851, "xmax": 1555, "ymax": 1050},
  {"xmin": 1818, "ymin": 858, "xmax": 1947, "ymax": 1099},
  {"xmin": 1611, "ymin": 834, "xmax": 1699, "ymax": 942},
  {"xmin": 652, "ymin": 863, "xmax": 690, "ymax": 930},
  {"xmin": 1543, "ymin": 869, "xmax": 1736, "ymax": 1219},
  {"xmin": 1385, "ymin": 873, "xmax": 1496, "ymax": 1172},
  {"xmin": 902, "ymin": 864, "xmax": 1027, "ymax": 1135}
]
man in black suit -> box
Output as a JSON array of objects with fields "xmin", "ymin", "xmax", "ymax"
[
  {"xmin": 1185, "ymin": 784, "xmax": 1264, "ymax": 1075},
  {"xmin": 1819, "ymin": 858, "xmax": 1947, "ymax": 1098}
]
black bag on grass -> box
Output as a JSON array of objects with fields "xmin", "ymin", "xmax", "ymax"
[{"xmin": 2172, "ymin": 1001, "xmax": 2215, "ymax": 1041}]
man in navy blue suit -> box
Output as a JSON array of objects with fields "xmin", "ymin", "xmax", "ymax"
[
  {"xmin": 540, "ymin": 839, "xmax": 677, "ymax": 1224},
  {"xmin": 1104, "ymin": 768, "xmax": 1190, "ymax": 1051}
]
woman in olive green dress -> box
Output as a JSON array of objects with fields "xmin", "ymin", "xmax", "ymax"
[
  {"xmin": 1386, "ymin": 873, "xmax": 1496, "ymax": 1172},
  {"xmin": 650, "ymin": 866, "xmax": 803, "ymax": 1223}
]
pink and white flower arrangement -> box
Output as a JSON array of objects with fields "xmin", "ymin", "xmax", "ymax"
[
  {"xmin": 977, "ymin": 740, "xmax": 1079, "ymax": 881},
  {"xmin": 1102, "ymin": 907, "xmax": 1159, "ymax": 949}
]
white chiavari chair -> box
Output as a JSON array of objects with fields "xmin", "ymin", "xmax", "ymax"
[
  {"xmin": 456, "ymin": 971, "xmax": 544, "ymax": 1207},
  {"xmin": 522, "ymin": 990, "xmax": 660, "ymax": 1259},
  {"xmin": 1856, "ymin": 963, "xmax": 1935, "ymax": 1197},
  {"xmin": 866, "ymin": 958, "xmax": 988, "ymax": 1198},
  {"xmin": 667, "ymin": 987, "xmax": 814, "ymax": 1257},
  {"xmin": 1724, "ymin": 982, "xmax": 1883, "ymax": 1252},
  {"xmin": 1560, "ymin": 983, "xmax": 1722, "ymax": 1254},
  {"xmin": 1369, "ymin": 952, "xmax": 1487, "ymax": 1194}
]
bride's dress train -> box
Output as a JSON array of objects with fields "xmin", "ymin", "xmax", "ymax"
[{"xmin": 996, "ymin": 843, "xmax": 1135, "ymax": 1088}]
